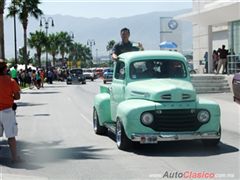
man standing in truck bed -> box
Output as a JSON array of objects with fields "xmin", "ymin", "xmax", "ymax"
[{"xmin": 112, "ymin": 27, "xmax": 144, "ymax": 61}]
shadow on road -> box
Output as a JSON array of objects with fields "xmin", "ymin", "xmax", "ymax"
[
  {"xmin": 0, "ymin": 140, "xmax": 107, "ymax": 169},
  {"xmin": 131, "ymin": 141, "xmax": 239, "ymax": 157},
  {"xmin": 21, "ymin": 91, "xmax": 60, "ymax": 95},
  {"xmin": 43, "ymin": 85, "xmax": 67, "ymax": 88},
  {"xmin": 17, "ymin": 102, "xmax": 47, "ymax": 107},
  {"xmin": 33, "ymin": 114, "xmax": 50, "ymax": 117},
  {"xmin": 107, "ymin": 132, "xmax": 238, "ymax": 156}
]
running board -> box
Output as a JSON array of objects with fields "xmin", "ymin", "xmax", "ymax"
[{"xmin": 104, "ymin": 122, "xmax": 116, "ymax": 134}]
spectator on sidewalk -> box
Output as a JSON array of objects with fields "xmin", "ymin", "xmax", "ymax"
[
  {"xmin": 0, "ymin": 59, "xmax": 21, "ymax": 163},
  {"xmin": 216, "ymin": 45, "xmax": 228, "ymax": 74},
  {"xmin": 212, "ymin": 50, "xmax": 219, "ymax": 73},
  {"xmin": 40, "ymin": 69, "xmax": 45, "ymax": 88},
  {"xmin": 10, "ymin": 64, "xmax": 19, "ymax": 84},
  {"xmin": 112, "ymin": 27, "xmax": 144, "ymax": 61},
  {"xmin": 35, "ymin": 70, "xmax": 41, "ymax": 89},
  {"xmin": 204, "ymin": 51, "xmax": 208, "ymax": 73},
  {"xmin": 47, "ymin": 69, "xmax": 53, "ymax": 84}
]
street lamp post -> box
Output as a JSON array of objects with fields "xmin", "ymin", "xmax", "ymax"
[{"xmin": 40, "ymin": 16, "xmax": 54, "ymax": 69}]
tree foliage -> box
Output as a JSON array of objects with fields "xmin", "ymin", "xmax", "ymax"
[{"xmin": 7, "ymin": 0, "xmax": 43, "ymax": 70}]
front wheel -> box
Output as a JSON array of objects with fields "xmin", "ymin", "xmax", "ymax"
[
  {"xmin": 93, "ymin": 108, "xmax": 107, "ymax": 135},
  {"xmin": 116, "ymin": 119, "xmax": 132, "ymax": 150}
]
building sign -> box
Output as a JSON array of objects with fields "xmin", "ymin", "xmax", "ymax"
[
  {"xmin": 160, "ymin": 17, "xmax": 182, "ymax": 51},
  {"xmin": 160, "ymin": 17, "xmax": 175, "ymax": 33},
  {"xmin": 168, "ymin": 19, "xmax": 178, "ymax": 30}
]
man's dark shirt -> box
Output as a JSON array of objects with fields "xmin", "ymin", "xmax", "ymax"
[
  {"xmin": 112, "ymin": 41, "xmax": 139, "ymax": 56},
  {"xmin": 218, "ymin": 48, "xmax": 228, "ymax": 59}
]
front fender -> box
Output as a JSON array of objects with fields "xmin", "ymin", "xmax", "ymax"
[
  {"xmin": 196, "ymin": 97, "xmax": 221, "ymax": 132},
  {"xmin": 116, "ymin": 99, "xmax": 157, "ymax": 138},
  {"xmin": 94, "ymin": 93, "xmax": 111, "ymax": 126}
]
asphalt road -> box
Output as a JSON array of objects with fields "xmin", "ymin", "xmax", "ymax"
[{"xmin": 0, "ymin": 79, "xmax": 239, "ymax": 180}]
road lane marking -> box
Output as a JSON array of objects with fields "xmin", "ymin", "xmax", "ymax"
[{"xmin": 79, "ymin": 113, "xmax": 92, "ymax": 125}]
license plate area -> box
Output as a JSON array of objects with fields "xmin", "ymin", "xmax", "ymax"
[{"xmin": 140, "ymin": 136, "xmax": 158, "ymax": 144}]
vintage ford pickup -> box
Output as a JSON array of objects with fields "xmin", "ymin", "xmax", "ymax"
[{"xmin": 93, "ymin": 51, "xmax": 221, "ymax": 150}]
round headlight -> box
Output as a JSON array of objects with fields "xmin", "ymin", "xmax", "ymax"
[
  {"xmin": 141, "ymin": 112, "xmax": 154, "ymax": 125},
  {"xmin": 197, "ymin": 110, "xmax": 210, "ymax": 123}
]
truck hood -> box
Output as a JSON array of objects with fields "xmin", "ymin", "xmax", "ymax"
[{"xmin": 125, "ymin": 79, "xmax": 196, "ymax": 102}]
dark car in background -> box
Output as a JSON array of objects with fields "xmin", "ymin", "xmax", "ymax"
[
  {"xmin": 232, "ymin": 73, "xmax": 240, "ymax": 103},
  {"xmin": 103, "ymin": 68, "xmax": 113, "ymax": 84},
  {"xmin": 66, "ymin": 68, "xmax": 86, "ymax": 85}
]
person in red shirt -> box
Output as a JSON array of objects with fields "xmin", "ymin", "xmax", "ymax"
[
  {"xmin": 0, "ymin": 59, "xmax": 21, "ymax": 163},
  {"xmin": 40, "ymin": 69, "xmax": 45, "ymax": 88}
]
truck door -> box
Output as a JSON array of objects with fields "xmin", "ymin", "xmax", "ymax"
[{"xmin": 110, "ymin": 61, "xmax": 126, "ymax": 121}]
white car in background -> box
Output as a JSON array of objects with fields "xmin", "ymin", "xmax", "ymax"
[{"xmin": 83, "ymin": 68, "xmax": 95, "ymax": 81}]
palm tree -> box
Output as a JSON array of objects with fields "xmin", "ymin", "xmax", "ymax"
[
  {"xmin": 77, "ymin": 44, "xmax": 92, "ymax": 67},
  {"xmin": 106, "ymin": 40, "xmax": 115, "ymax": 66},
  {"xmin": 7, "ymin": 0, "xmax": 43, "ymax": 70},
  {"xmin": 58, "ymin": 31, "xmax": 73, "ymax": 63},
  {"xmin": 67, "ymin": 42, "xmax": 92, "ymax": 68},
  {"xmin": 106, "ymin": 40, "xmax": 115, "ymax": 52},
  {"xmin": 28, "ymin": 30, "xmax": 47, "ymax": 67},
  {"xmin": 68, "ymin": 42, "xmax": 77, "ymax": 61},
  {"xmin": 48, "ymin": 33, "xmax": 60, "ymax": 67},
  {"xmin": 0, "ymin": 0, "xmax": 5, "ymax": 59}
]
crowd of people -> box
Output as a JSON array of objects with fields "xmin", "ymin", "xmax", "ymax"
[
  {"xmin": 7, "ymin": 66, "xmax": 68, "ymax": 89},
  {"xmin": 211, "ymin": 45, "xmax": 235, "ymax": 74}
]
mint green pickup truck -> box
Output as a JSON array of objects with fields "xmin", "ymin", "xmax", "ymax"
[{"xmin": 93, "ymin": 51, "xmax": 221, "ymax": 150}]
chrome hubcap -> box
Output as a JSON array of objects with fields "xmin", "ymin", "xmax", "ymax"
[
  {"xmin": 116, "ymin": 121, "xmax": 121, "ymax": 147},
  {"xmin": 93, "ymin": 110, "xmax": 97, "ymax": 131}
]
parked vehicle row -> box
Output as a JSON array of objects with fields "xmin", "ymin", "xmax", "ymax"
[{"xmin": 66, "ymin": 67, "xmax": 114, "ymax": 85}]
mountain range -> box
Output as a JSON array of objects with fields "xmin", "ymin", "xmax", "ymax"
[{"xmin": 3, "ymin": 9, "xmax": 192, "ymax": 59}]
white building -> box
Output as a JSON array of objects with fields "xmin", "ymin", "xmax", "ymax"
[{"xmin": 176, "ymin": 0, "xmax": 240, "ymax": 73}]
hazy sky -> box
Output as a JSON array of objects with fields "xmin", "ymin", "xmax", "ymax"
[{"xmin": 36, "ymin": 0, "xmax": 192, "ymax": 18}]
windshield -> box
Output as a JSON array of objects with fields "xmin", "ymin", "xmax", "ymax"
[
  {"xmin": 70, "ymin": 69, "xmax": 83, "ymax": 75},
  {"xmin": 130, "ymin": 59, "xmax": 187, "ymax": 79}
]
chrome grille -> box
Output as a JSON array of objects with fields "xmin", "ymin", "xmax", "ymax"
[{"xmin": 143, "ymin": 109, "xmax": 202, "ymax": 132}]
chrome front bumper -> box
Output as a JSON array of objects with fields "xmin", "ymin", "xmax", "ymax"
[{"xmin": 131, "ymin": 132, "xmax": 220, "ymax": 143}]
